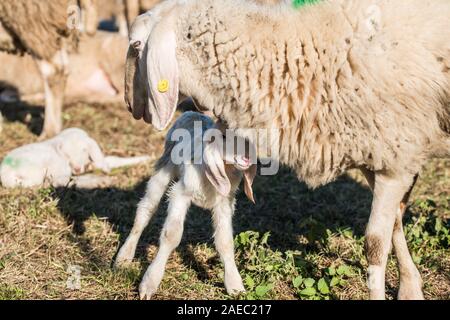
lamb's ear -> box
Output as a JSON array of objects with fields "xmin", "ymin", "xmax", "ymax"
[
  {"xmin": 204, "ymin": 143, "xmax": 231, "ymax": 197},
  {"xmin": 55, "ymin": 141, "xmax": 69, "ymax": 159},
  {"xmin": 243, "ymin": 164, "xmax": 257, "ymax": 204},
  {"xmin": 86, "ymin": 138, "xmax": 110, "ymax": 173},
  {"xmin": 146, "ymin": 25, "xmax": 179, "ymax": 131}
]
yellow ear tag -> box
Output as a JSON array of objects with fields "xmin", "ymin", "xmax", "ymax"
[{"xmin": 157, "ymin": 79, "xmax": 169, "ymax": 93}]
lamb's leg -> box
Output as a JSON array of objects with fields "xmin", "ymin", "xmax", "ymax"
[
  {"xmin": 36, "ymin": 49, "xmax": 69, "ymax": 138},
  {"xmin": 115, "ymin": 166, "xmax": 173, "ymax": 268},
  {"xmin": 361, "ymin": 169, "xmax": 423, "ymax": 300},
  {"xmin": 139, "ymin": 182, "xmax": 191, "ymax": 300},
  {"xmin": 365, "ymin": 173, "xmax": 415, "ymax": 300},
  {"xmin": 393, "ymin": 175, "xmax": 424, "ymax": 300},
  {"xmin": 105, "ymin": 155, "xmax": 150, "ymax": 169},
  {"xmin": 212, "ymin": 200, "xmax": 245, "ymax": 295}
]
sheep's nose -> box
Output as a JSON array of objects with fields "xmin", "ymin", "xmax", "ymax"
[{"xmin": 73, "ymin": 167, "xmax": 82, "ymax": 175}]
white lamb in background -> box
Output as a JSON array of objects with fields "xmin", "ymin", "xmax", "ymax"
[
  {"xmin": 114, "ymin": 112, "xmax": 257, "ymax": 300},
  {"xmin": 0, "ymin": 128, "xmax": 150, "ymax": 189}
]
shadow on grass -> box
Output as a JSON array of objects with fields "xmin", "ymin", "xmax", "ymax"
[
  {"xmin": 0, "ymin": 81, "xmax": 44, "ymax": 135},
  {"xmin": 52, "ymin": 166, "xmax": 373, "ymax": 276}
]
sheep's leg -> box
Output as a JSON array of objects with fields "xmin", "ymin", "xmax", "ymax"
[
  {"xmin": 115, "ymin": 166, "xmax": 173, "ymax": 268},
  {"xmin": 116, "ymin": 0, "xmax": 130, "ymax": 37},
  {"xmin": 361, "ymin": 169, "xmax": 423, "ymax": 300},
  {"xmin": 139, "ymin": 182, "xmax": 191, "ymax": 300},
  {"xmin": 393, "ymin": 175, "xmax": 424, "ymax": 300},
  {"xmin": 365, "ymin": 173, "xmax": 415, "ymax": 300},
  {"xmin": 212, "ymin": 200, "xmax": 245, "ymax": 295},
  {"xmin": 125, "ymin": 0, "xmax": 140, "ymax": 30},
  {"xmin": 36, "ymin": 50, "xmax": 69, "ymax": 138},
  {"xmin": 79, "ymin": 0, "xmax": 98, "ymax": 36},
  {"xmin": 360, "ymin": 167, "xmax": 375, "ymax": 190}
]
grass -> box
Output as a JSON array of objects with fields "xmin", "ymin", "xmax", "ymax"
[{"xmin": 0, "ymin": 101, "xmax": 449, "ymax": 300}]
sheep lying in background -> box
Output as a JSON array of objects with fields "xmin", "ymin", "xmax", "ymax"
[
  {"xmin": 115, "ymin": 112, "xmax": 257, "ymax": 299},
  {"xmin": 0, "ymin": 0, "xmax": 77, "ymax": 138},
  {"xmin": 0, "ymin": 128, "xmax": 150, "ymax": 189},
  {"xmin": 127, "ymin": 0, "xmax": 450, "ymax": 299}
]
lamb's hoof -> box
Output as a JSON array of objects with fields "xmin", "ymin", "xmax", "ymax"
[
  {"xmin": 114, "ymin": 244, "xmax": 136, "ymax": 270},
  {"xmin": 113, "ymin": 259, "xmax": 132, "ymax": 270},
  {"xmin": 227, "ymin": 286, "xmax": 246, "ymax": 296},
  {"xmin": 225, "ymin": 277, "xmax": 246, "ymax": 296},
  {"xmin": 114, "ymin": 255, "xmax": 134, "ymax": 270},
  {"xmin": 139, "ymin": 280, "xmax": 158, "ymax": 300}
]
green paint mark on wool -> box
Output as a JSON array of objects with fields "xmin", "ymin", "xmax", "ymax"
[
  {"xmin": 292, "ymin": 0, "xmax": 321, "ymax": 9},
  {"xmin": 2, "ymin": 156, "xmax": 21, "ymax": 169}
]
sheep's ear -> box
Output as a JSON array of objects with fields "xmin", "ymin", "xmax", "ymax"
[
  {"xmin": 204, "ymin": 143, "xmax": 231, "ymax": 197},
  {"xmin": 124, "ymin": 47, "xmax": 148, "ymax": 120},
  {"xmin": 146, "ymin": 26, "xmax": 179, "ymax": 130},
  {"xmin": 243, "ymin": 164, "xmax": 257, "ymax": 204}
]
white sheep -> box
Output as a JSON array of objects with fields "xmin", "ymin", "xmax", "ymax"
[
  {"xmin": 0, "ymin": 0, "xmax": 78, "ymax": 138},
  {"xmin": 127, "ymin": 0, "xmax": 450, "ymax": 299},
  {"xmin": 0, "ymin": 128, "xmax": 150, "ymax": 189},
  {"xmin": 114, "ymin": 112, "xmax": 257, "ymax": 300}
]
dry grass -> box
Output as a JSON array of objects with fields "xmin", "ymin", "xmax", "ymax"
[{"xmin": 0, "ymin": 101, "xmax": 449, "ymax": 300}]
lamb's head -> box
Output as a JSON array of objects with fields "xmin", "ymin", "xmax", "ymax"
[
  {"xmin": 54, "ymin": 129, "xmax": 110, "ymax": 175},
  {"xmin": 203, "ymin": 128, "xmax": 257, "ymax": 203}
]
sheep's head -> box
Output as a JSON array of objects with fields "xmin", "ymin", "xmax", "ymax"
[{"xmin": 125, "ymin": 1, "xmax": 183, "ymax": 131}]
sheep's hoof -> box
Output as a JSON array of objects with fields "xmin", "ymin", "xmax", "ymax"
[
  {"xmin": 398, "ymin": 286, "xmax": 424, "ymax": 300},
  {"xmin": 38, "ymin": 133, "xmax": 50, "ymax": 141},
  {"xmin": 397, "ymin": 270, "xmax": 424, "ymax": 300},
  {"xmin": 38, "ymin": 128, "xmax": 60, "ymax": 141}
]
